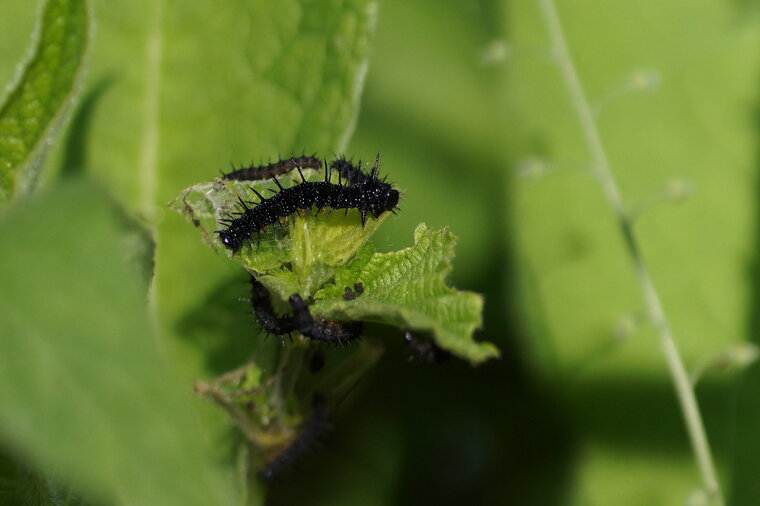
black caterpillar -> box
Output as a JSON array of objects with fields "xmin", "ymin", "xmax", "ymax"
[
  {"xmin": 248, "ymin": 275, "xmax": 298, "ymax": 336},
  {"xmin": 218, "ymin": 154, "xmax": 400, "ymax": 251},
  {"xmin": 223, "ymin": 154, "xmax": 365, "ymax": 184},
  {"xmin": 403, "ymin": 330, "xmax": 451, "ymax": 364},
  {"xmin": 342, "ymin": 282, "xmax": 364, "ymax": 301},
  {"xmin": 258, "ymin": 393, "xmax": 331, "ymax": 482},
  {"xmin": 222, "ymin": 155, "xmax": 322, "ymax": 181},
  {"xmin": 289, "ymin": 294, "xmax": 363, "ymax": 346},
  {"xmin": 248, "ymin": 276, "xmax": 363, "ymax": 345}
]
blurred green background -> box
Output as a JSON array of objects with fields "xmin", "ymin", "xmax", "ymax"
[{"xmin": 2, "ymin": 0, "xmax": 760, "ymax": 505}]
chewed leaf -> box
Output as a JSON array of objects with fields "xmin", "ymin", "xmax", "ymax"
[
  {"xmin": 288, "ymin": 208, "xmax": 389, "ymax": 297},
  {"xmin": 170, "ymin": 169, "xmax": 491, "ymax": 363},
  {"xmin": 170, "ymin": 167, "xmax": 392, "ymax": 296},
  {"xmin": 0, "ymin": 0, "xmax": 89, "ymax": 206},
  {"xmin": 169, "ymin": 172, "xmax": 312, "ymax": 272},
  {"xmin": 312, "ymin": 224, "xmax": 499, "ymax": 364}
]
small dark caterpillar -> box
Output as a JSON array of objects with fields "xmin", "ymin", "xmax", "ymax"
[
  {"xmin": 248, "ymin": 276, "xmax": 363, "ymax": 345},
  {"xmin": 258, "ymin": 393, "xmax": 331, "ymax": 482},
  {"xmin": 248, "ymin": 275, "xmax": 297, "ymax": 336},
  {"xmin": 222, "ymin": 155, "xmax": 322, "ymax": 181},
  {"xmin": 342, "ymin": 282, "xmax": 364, "ymax": 301},
  {"xmin": 289, "ymin": 294, "xmax": 363, "ymax": 346},
  {"xmin": 218, "ymin": 154, "xmax": 400, "ymax": 251},
  {"xmin": 403, "ymin": 330, "xmax": 451, "ymax": 364}
]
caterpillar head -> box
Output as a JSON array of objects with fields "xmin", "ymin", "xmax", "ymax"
[
  {"xmin": 360, "ymin": 179, "xmax": 400, "ymax": 218},
  {"xmin": 217, "ymin": 228, "xmax": 244, "ymax": 251}
]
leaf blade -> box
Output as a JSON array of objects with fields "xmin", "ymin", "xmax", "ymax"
[
  {"xmin": 0, "ymin": 179, "xmax": 237, "ymax": 506},
  {"xmin": 314, "ymin": 224, "xmax": 499, "ymax": 364},
  {"xmin": 0, "ymin": 0, "xmax": 89, "ymax": 205}
]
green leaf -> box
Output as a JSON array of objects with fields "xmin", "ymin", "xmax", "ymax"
[
  {"xmin": 0, "ymin": 0, "xmax": 89, "ymax": 206},
  {"xmin": 508, "ymin": 0, "xmax": 760, "ymax": 377},
  {"xmin": 0, "ymin": 179, "xmax": 237, "ymax": 506},
  {"xmin": 313, "ymin": 224, "xmax": 499, "ymax": 364},
  {"xmin": 505, "ymin": 0, "xmax": 760, "ymax": 503}
]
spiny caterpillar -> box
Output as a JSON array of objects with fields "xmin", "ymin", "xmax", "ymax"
[
  {"xmin": 258, "ymin": 393, "xmax": 332, "ymax": 482},
  {"xmin": 217, "ymin": 154, "xmax": 400, "ymax": 251},
  {"xmin": 403, "ymin": 330, "xmax": 451, "ymax": 364},
  {"xmin": 221, "ymin": 155, "xmax": 322, "ymax": 181},
  {"xmin": 248, "ymin": 276, "xmax": 363, "ymax": 345}
]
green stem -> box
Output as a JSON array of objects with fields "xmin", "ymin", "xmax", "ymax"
[{"xmin": 536, "ymin": 0, "xmax": 723, "ymax": 503}]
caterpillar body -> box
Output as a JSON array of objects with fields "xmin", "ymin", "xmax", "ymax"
[{"xmin": 217, "ymin": 154, "xmax": 400, "ymax": 251}]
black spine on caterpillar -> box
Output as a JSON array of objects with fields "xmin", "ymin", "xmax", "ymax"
[
  {"xmin": 258, "ymin": 393, "xmax": 331, "ymax": 482},
  {"xmin": 329, "ymin": 156, "xmax": 368, "ymax": 185},
  {"xmin": 222, "ymin": 155, "xmax": 322, "ymax": 181},
  {"xmin": 217, "ymin": 154, "xmax": 400, "ymax": 251},
  {"xmin": 248, "ymin": 275, "xmax": 363, "ymax": 344}
]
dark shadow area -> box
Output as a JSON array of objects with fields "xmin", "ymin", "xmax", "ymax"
[
  {"xmin": 571, "ymin": 378, "xmax": 738, "ymax": 459},
  {"xmin": 261, "ymin": 61, "xmax": 748, "ymax": 505},
  {"xmin": 264, "ymin": 99, "xmax": 577, "ymax": 506},
  {"xmin": 727, "ymin": 94, "xmax": 760, "ymax": 506},
  {"xmin": 175, "ymin": 274, "xmax": 270, "ymax": 471},
  {"xmin": 245, "ymin": 3, "xmax": 579, "ymax": 502},
  {"xmin": 59, "ymin": 75, "xmax": 114, "ymax": 177},
  {"xmin": 175, "ymin": 273, "xmax": 262, "ymax": 375},
  {"xmin": 264, "ymin": 345, "xmax": 574, "ymax": 506},
  {"xmin": 0, "ymin": 446, "xmax": 96, "ymax": 505}
]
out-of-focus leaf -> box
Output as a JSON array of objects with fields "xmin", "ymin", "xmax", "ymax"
[
  {"xmin": 508, "ymin": 0, "xmax": 760, "ymax": 377},
  {"xmin": 0, "ymin": 449, "xmax": 95, "ymax": 506},
  {"xmin": 0, "ymin": 451, "xmax": 55, "ymax": 506},
  {"xmin": 313, "ymin": 224, "xmax": 498, "ymax": 364},
  {"xmin": 506, "ymin": 0, "xmax": 760, "ymax": 503},
  {"xmin": 0, "ymin": 0, "xmax": 89, "ymax": 206},
  {"xmin": 0, "ymin": 179, "xmax": 237, "ymax": 506}
]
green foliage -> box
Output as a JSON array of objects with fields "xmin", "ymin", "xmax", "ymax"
[
  {"xmin": 7, "ymin": 0, "xmax": 758, "ymax": 504},
  {"xmin": 0, "ymin": 180, "xmax": 237, "ymax": 506},
  {"xmin": 62, "ymin": 0, "xmax": 380, "ymax": 342},
  {"xmin": 339, "ymin": 0, "xmax": 760, "ymax": 504},
  {"xmin": 0, "ymin": 0, "xmax": 88, "ymax": 205},
  {"xmin": 508, "ymin": 0, "xmax": 760, "ymax": 378},
  {"xmin": 172, "ymin": 174, "xmax": 496, "ymax": 363},
  {"xmin": 0, "ymin": 0, "xmax": 382, "ymax": 504},
  {"xmin": 313, "ymin": 224, "xmax": 498, "ymax": 363},
  {"xmin": 505, "ymin": 0, "xmax": 760, "ymax": 504}
]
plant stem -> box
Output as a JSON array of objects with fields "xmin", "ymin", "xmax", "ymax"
[{"xmin": 536, "ymin": 0, "xmax": 724, "ymax": 503}]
